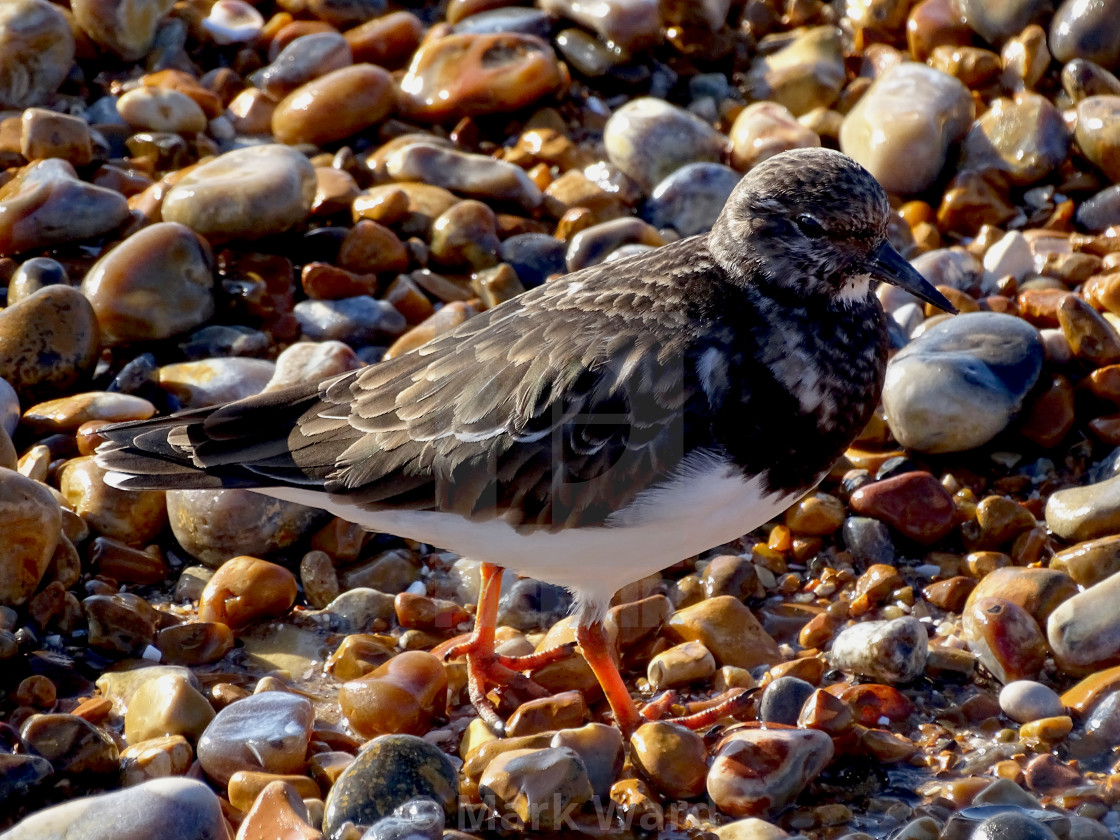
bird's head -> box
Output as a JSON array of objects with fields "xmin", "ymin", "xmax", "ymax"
[{"xmin": 709, "ymin": 147, "xmax": 956, "ymax": 314}]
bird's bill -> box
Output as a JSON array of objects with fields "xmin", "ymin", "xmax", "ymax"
[{"xmin": 869, "ymin": 242, "xmax": 959, "ymax": 314}]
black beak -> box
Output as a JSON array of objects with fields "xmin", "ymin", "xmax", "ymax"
[{"xmin": 869, "ymin": 241, "xmax": 958, "ymax": 314}]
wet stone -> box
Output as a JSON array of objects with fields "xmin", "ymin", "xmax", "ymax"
[
  {"xmin": 83, "ymin": 592, "xmax": 159, "ymax": 655},
  {"xmin": 388, "ymin": 143, "xmax": 541, "ymax": 211},
  {"xmin": 666, "ymin": 595, "xmax": 782, "ymax": 670},
  {"xmin": 1074, "ymin": 96, "xmax": 1120, "ymax": 183},
  {"xmin": 398, "ymin": 33, "xmax": 561, "ymax": 122},
  {"xmin": 840, "ymin": 62, "xmax": 973, "ymax": 194},
  {"xmin": 22, "ymin": 392, "xmax": 154, "ymax": 434},
  {"xmin": 1051, "ymin": 535, "xmax": 1120, "ymax": 586},
  {"xmin": 273, "ymin": 64, "xmax": 395, "ymax": 147},
  {"xmin": 81, "ymin": 222, "xmax": 214, "ymax": 345},
  {"xmin": 202, "ymin": 0, "xmax": 264, "ymax": 44},
  {"xmin": 116, "ymin": 87, "xmax": 207, "ymax": 134},
  {"xmin": 0, "ymin": 753, "xmax": 54, "ymax": 810},
  {"xmin": 1047, "ymin": 570, "xmax": 1120, "ymax": 671},
  {"xmin": 642, "ymin": 163, "xmax": 741, "ymax": 238},
  {"xmin": 124, "ymin": 672, "xmax": 215, "ymax": 744},
  {"xmin": 604, "ymin": 99, "xmax": 726, "ymax": 194},
  {"xmin": 156, "ymin": 621, "xmax": 234, "ymax": 666},
  {"xmin": 59, "ymin": 457, "xmax": 167, "ymax": 544},
  {"xmin": 1050, "ymin": 0, "xmax": 1120, "ymax": 70},
  {"xmin": 162, "ymin": 144, "xmax": 317, "ymax": 242},
  {"xmin": 957, "ymin": 0, "xmax": 1052, "ymax": 43},
  {"xmin": 0, "ymin": 468, "xmax": 60, "ymax": 606},
  {"xmin": 197, "ymin": 555, "xmax": 298, "ymax": 628},
  {"xmin": 294, "ymin": 296, "xmax": 407, "ymax": 347},
  {"xmin": 829, "ymin": 616, "xmax": 929, "ymax": 683},
  {"xmin": 958, "ymin": 94, "xmax": 1069, "ymax": 186},
  {"xmin": 505, "ymin": 690, "xmax": 587, "ymax": 737},
  {"xmin": 999, "ymin": 680, "xmax": 1065, "ymax": 723},
  {"xmin": 479, "ymin": 747, "xmax": 593, "ymax": 830},
  {"xmin": 630, "ymin": 722, "xmax": 708, "ymax": 799},
  {"xmin": 254, "ymin": 31, "xmax": 352, "ymax": 99},
  {"xmin": 20, "ymin": 109, "xmax": 92, "ymax": 167},
  {"xmin": 71, "ymin": 0, "xmax": 175, "ymax": 60},
  {"xmin": 549, "ymin": 723, "xmax": 623, "ymax": 801},
  {"xmin": 882, "ymin": 312, "xmax": 1045, "ymax": 453},
  {"xmin": 233, "ymin": 779, "xmax": 320, "ymax": 840},
  {"xmin": 158, "ymin": 358, "xmax": 275, "ymax": 408},
  {"xmin": 566, "ymin": 217, "xmax": 665, "ymax": 272},
  {"xmin": 1046, "ymin": 472, "xmax": 1120, "ymax": 541},
  {"xmin": 646, "ymin": 640, "xmax": 715, "ymax": 691},
  {"xmin": 744, "ymin": 26, "xmax": 846, "ymax": 117},
  {"xmin": 707, "ymin": 727, "xmax": 834, "ymax": 818},
  {"xmin": 0, "ymin": 777, "xmax": 227, "ymax": 840},
  {"xmin": 1077, "ymin": 185, "xmax": 1120, "ymax": 232},
  {"xmin": 360, "ymin": 797, "xmax": 445, "ymax": 840},
  {"xmin": 322, "ymin": 734, "xmax": 458, "ymax": 835},
  {"xmin": 962, "ymin": 596, "xmax": 1049, "ymax": 683},
  {"xmin": 0, "ymin": 0, "xmax": 74, "ymax": 109},
  {"xmin": 848, "ymin": 472, "xmax": 955, "ymax": 544},
  {"xmin": 1058, "ymin": 293, "xmax": 1120, "ymax": 365},
  {"xmin": 21, "ymin": 713, "xmax": 119, "ymax": 777},
  {"xmin": 540, "ymin": 0, "xmax": 660, "ymax": 52},
  {"xmin": 0, "ymin": 159, "xmax": 130, "ymax": 256},
  {"xmin": 728, "ymin": 101, "xmax": 820, "ymax": 173},
  {"xmin": 196, "ymin": 691, "xmax": 314, "ymax": 786},
  {"xmin": 339, "ymin": 650, "xmax": 448, "ymax": 738}
]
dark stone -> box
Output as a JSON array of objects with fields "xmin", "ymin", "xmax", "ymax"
[{"xmin": 758, "ymin": 676, "xmax": 815, "ymax": 726}]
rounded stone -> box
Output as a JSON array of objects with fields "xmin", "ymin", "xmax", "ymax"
[
  {"xmin": 20, "ymin": 713, "xmax": 119, "ymax": 776},
  {"xmin": 743, "ymin": 25, "xmax": 846, "ymax": 117},
  {"xmin": 124, "ymin": 672, "xmax": 215, "ymax": 745},
  {"xmin": 273, "ymin": 64, "xmax": 395, "ymax": 147},
  {"xmin": 848, "ymin": 471, "xmax": 956, "ymax": 544},
  {"xmin": 628, "ymin": 722, "xmax": 708, "ymax": 799},
  {"xmin": 116, "ymin": 87, "xmax": 208, "ymax": 134},
  {"xmin": 386, "ymin": 142, "xmax": 542, "ymax": 210},
  {"xmin": 197, "ymin": 555, "xmax": 298, "ymax": 628},
  {"xmin": 829, "ymin": 616, "xmax": 929, "ymax": 683},
  {"xmin": 883, "ymin": 312, "xmax": 1045, "ymax": 453},
  {"xmin": 478, "ymin": 746, "xmax": 593, "ymax": 830},
  {"xmin": 604, "ymin": 97, "xmax": 727, "ymax": 192},
  {"xmin": 58, "ymin": 456, "xmax": 167, "ymax": 545},
  {"xmin": 999, "ymin": 680, "xmax": 1065, "ymax": 723},
  {"xmin": 707, "ymin": 727, "xmax": 834, "ymax": 817},
  {"xmin": 0, "ymin": 467, "xmax": 60, "ymax": 606},
  {"xmin": 167, "ymin": 489, "xmax": 324, "ymax": 569},
  {"xmin": 196, "ymin": 691, "xmax": 314, "ymax": 786},
  {"xmin": 840, "ymin": 62, "xmax": 974, "ymax": 195},
  {"xmin": 958, "ymin": 94, "xmax": 1069, "ymax": 186},
  {"xmin": 322, "ymin": 734, "xmax": 459, "ymax": 835},
  {"xmin": 1047, "ymin": 571, "xmax": 1120, "ymax": 671},
  {"xmin": 1074, "ymin": 96, "xmax": 1120, "ymax": 182},
  {"xmin": 957, "ymin": 0, "xmax": 1052, "ymax": 43},
  {"xmin": 71, "ymin": 0, "xmax": 175, "ymax": 59},
  {"xmin": 339, "ymin": 651, "xmax": 448, "ymax": 738},
  {"xmin": 255, "ymin": 31, "xmax": 352, "ymax": 99},
  {"xmin": 157, "ymin": 358, "xmax": 275, "ymax": 408},
  {"xmin": 0, "ymin": 0, "xmax": 75, "ymax": 108},
  {"xmin": 758, "ymin": 676, "xmax": 816, "ymax": 726},
  {"xmin": 1051, "ymin": 0, "xmax": 1120, "ymax": 70},
  {"xmin": 641, "ymin": 163, "xmax": 742, "ymax": 238},
  {"xmin": 162, "ymin": 144, "xmax": 316, "ymax": 242},
  {"xmin": 728, "ymin": 101, "xmax": 821, "ymax": 173},
  {"xmin": 294, "ymin": 296, "xmax": 407, "ymax": 346},
  {"xmin": 81, "ymin": 222, "xmax": 214, "ymax": 345},
  {"xmin": 962, "ymin": 596, "xmax": 1048, "ymax": 683}
]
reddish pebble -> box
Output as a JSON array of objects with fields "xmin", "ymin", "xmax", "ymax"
[
  {"xmin": 197, "ymin": 555, "xmax": 298, "ymax": 629},
  {"xmin": 849, "ymin": 471, "xmax": 956, "ymax": 543},
  {"xmin": 961, "ymin": 596, "xmax": 1048, "ymax": 683},
  {"xmin": 338, "ymin": 650, "xmax": 448, "ymax": 738}
]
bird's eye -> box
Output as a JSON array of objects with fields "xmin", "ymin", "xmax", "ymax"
[{"xmin": 795, "ymin": 214, "xmax": 826, "ymax": 238}]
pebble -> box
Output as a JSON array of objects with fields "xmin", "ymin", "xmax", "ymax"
[
  {"xmin": 1046, "ymin": 471, "xmax": 1120, "ymax": 541},
  {"xmin": 603, "ymin": 98, "xmax": 727, "ymax": 192},
  {"xmin": 22, "ymin": 392, "xmax": 154, "ymax": 434},
  {"xmin": 707, "ymin": 727, "xmax": 834, "ymax": 817},
  {"xmin": 972, "ymin": 809, "xmax": 1060, "ymax": 840},
  {"xmin": 202, "ymin": 0, "xmax": 264, "ymax": 44},
  {"xmin": 744, "ymin": 26, "xmax": 846, "ymax": 117},
  {"xmin": 398, "ymin": 33, "xmax": 562, "ymax": 122},
  {"xmin": 882, "ymin": 312, "xmax": 1045, "ymax": 452},
  {"xmin": 0, "ymin": 159, "xmax": 131, "ymax": 255},
  {"xmin": 389, "ymin": 143, "xmax": 541, "ymax": 211},
  {"xmin": 156, "ymin": 621, "xmax": 234, "ymax": 666},
  {"xmin": 999, "ymin": 680, "xmax": 1065, "ymax": 723},
  {"xmin": 958, "ymin": 94, "xmax": 1069, "ymax": 186},
  {"xmin": 196, "ymin": 691, "xmax": 314, "ymax": 786},
  {"xmin": 0, "ymin": 0, "xmax": 74, "ymax": 109},
  {"xmin": 641, "ymin": 163, "xmax": 741, "ymax": 238},
  {"xmin": 81, "ymin": 222, "xmax": 214, "ymax": 345},
  {"xmin": 957, "ymin": 0, "xmax": 1052, "ymax": 43},
  {"xmin": 158, "ymin": 358, "xmax": 276, "ymax": 408},
  {"xmin": 540, "ymin": 0, "xmax": 660, "ymax": 52},
  {"xmin": 728, "ymin": 101, "xmax": 820, "ymax": 173},
  {"xmin": 233, "ymin": 779, "xmax": 320, "ymax": 840},
  {"xmin": 666, "ymin": 595, "xmax": 782, "ymax": 670},
  {"xmin": 1074, "ymin": 96, "xmax": 1120, "ymax": 182},
  {"xmin": 338, "ymin": 650, "xmax": 448, "ymax": 738},
  {"xmin": 59, "ymin": 457, "xmax": 167, "ymax": 544},
  {"xmin": 123, "ymin": 672, "xmax": 214, "ymax": 744},
  {"xmin": 505, "ymin": 690, "xmax": 586, "ymax": 737},
  {"xmin": 962, "ymin": 596, "xmax": 1049, "ymax": 683},
  {"xmin": 255, "ymin": 31, "xmax": 351, "ymax": 99},
  {"xmin": 478, "ymin": 747, "xmax": 592, "ymax": 830},
  {"xmin": 294, "ymin": 296, "xmax": 407, "ymax": 346},
  {"xmin": 848, "ymin": 472, "xmax": 955, "ymax": 544},
  {"xmin": 321, "ymin": 734, "xmax": 458, "ymax": 835},
  {"xmin": 1050, "ymin": 0, "xmax": 1120, "ymax": 69},
  {"xmin": 162, "ymin": 144, "xmax": 317, "ymax": 242},
  {"xmin": 0, "ymin": 468, "xmax": 60, "ymax": 606},
  {"xmin": 167, "ymin": 489, "xmax": 323, "ymax": 567},
  {"xmin": 549, "ymin": 723, "xmax": 623, "ymax": 801},
  {"xmin": 1050, "ymin": 534, "xmax": 1120, "ymax": 586},
  {"xmin": 1047, "ymin": 570, "xmax": 1120, "ymax": 671},
  {"xmin": 116, "ymin": 87, "xmax": 208, "ymax": 134},
  {"xmin": 273, "ymin": 64, "xmax": 395, "ymax": 147},
  {"xmin": 1077, "ymin": 185, "xmax": 1120, "ymax": 232},
  {"xmin": 359, "ymin": 797, "xmax": 445, "ymax": 840},
  {"xmin": 758, "ymin": 676, "xmax": 817, "ymax": 727},
  {"xmin": 840, "ymin": 62, "xmax": 973, "ymax": 194},
  {"xmin": 197, "ymin": 555, "xmax": 298, "ymax": 628},
  {"xmin": 0, "ymin": 777, "xmax": 226, "ymax": 840},
  {"xmin": 829, "ymin": 616, "xmax": 929, "ymax": 683},
  {"xmin": 21, "ymin": 712, "xmax": 119, "ymax": 776},
  {"xmin": 20, "ymin": 109, "xmax": 92, "ymax": 168},
  {"xmin": 629, "ymin": 722, "xmax": 707, "ymax": 799},
  {"xmin": 71, "ymin": 0, "xmax": 175, "ymax": 60},
  {"xmin": 498, "ymin": 233, "xmax": 567, "ymax": 287}
]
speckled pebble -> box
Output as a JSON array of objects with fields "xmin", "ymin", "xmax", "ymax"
[{"xmin": 829, "ymin": 616, "xmax": 928, "ymax": 683}]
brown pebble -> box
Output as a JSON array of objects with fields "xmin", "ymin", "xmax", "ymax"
[
  {"xmin": 197, "ymin": 555, "xmax": 298, "ymax": 629},
  {"xmin": 338, "ymin": 650, "xmax": 448, "ymax": 738},
  {"xmin": 272, "ymin": 64, "xmax": 395, "ymax": 147},
  {"xmin": 630, "ymin": 721, "xmax": 708, "ymax": 799},
  {"xmin": 505, "ymin": 690, "xmax": 587, "ymax": 738},
  {"xmin": 848, "ymin": 471, "xmax": 956, "ymax": 544}
]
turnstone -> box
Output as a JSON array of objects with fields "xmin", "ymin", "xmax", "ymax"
[{"xmin": 96, "ymin": 147, "xmax": 955, "ymax": 734}]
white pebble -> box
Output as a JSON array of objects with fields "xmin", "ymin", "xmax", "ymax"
[{"xmin": 999, "ymin": 680, "xmax": 1064, "ymax": 723}]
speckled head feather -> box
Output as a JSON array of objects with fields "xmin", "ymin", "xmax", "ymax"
[{"xmin": 709, "ymin": 147, "xmax": 893, "ymax": 301}]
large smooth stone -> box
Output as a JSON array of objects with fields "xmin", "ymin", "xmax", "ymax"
[
  {"xmin": 322, "ymin": 734, "xmax": 458, "ymax": 836},
  {"xmin": 0, "ymin": 778, "xmax": 227, "ymax": 840},
  {"xmin": 0, "ymin": 0, "xmax": 75, "ymax": 108},
  {"xmin": 958, "ymin": 94, "xmax": 1069, "ymax": 186},
  {"xmin": 882, "ymin": 312, "xmax": 1044, "ymax": 453},
  {"xmin": 957, "ymin": 0, "xmax": 1052, "ymax": 43},
  {"xmin": 81, "ymin": 222, "xmax": 214, "ymax": 345},
  {"xmin": 71, "ymin": 0, "xmax": 175, "ymax": 60},
  {"xmin": 1046, "ymin": 472, "xmax": 1120, "ymax": 542},
  {"xmin": 641, "ymin": 163, "xmax": 741, "ymax": 237},
  {"xmin": 167, "ymin": 488, "xmax": 325, "ymax": 567},
  {"xmin": 1048, "ymin": 570, "xmax": 1120, "ymax": 671},
  {"xmin": 743, "ymin": 25, "xmax": 846, "ymax": 117},
  {"xmin": 0, "ymin": 159, "xmax": 129, "ymax": 255},
  {"xmin": 386, "ymin": 142, "xmax": 541, "ymax": 210},
  {"xmin": 0, "ymin": 468, "xmax": 60, "ymax": 606},
  {"xmin": 196, "ymin": 691, "xmax": 314, "ymax": 786},
  {"xmin": 272, "ymin": 64, "xmax": 395, "ymax": 147},
  {"xmin": 0, "ymin": 286, "xmax": 100, "ymax": 402},
  {"xmin": 1051, "ymin": 0, "xmax": 1120, "ymax": 70},
  {"xmin": 840, "ymin": 62, "xmax": 973, "ymax": 194},
  {"xmin": 398, "ymin": 33, "xmax": 561, "ymax": 122},
  {"xmin": 829, "ymin": 616, "xmax": 929, "ymax": 683},
  {"xmin": 162, "ymin": 144, "xmax": 316, "ymax": 242},
  {"xmin": 604, "ymin": 97, "xmax": 726, "ymax": 192},
  {"xmin": 157, "ymin": 358, "xmax": 275, "ymax": 408},
  {"xmin": 707, "ymin": 727, "xmax": 834, "ymax": 817}
]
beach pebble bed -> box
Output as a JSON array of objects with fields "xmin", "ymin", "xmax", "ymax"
[{"xmin": 4, "ymin": 1, "xmax": 1120, "ymax": 839}]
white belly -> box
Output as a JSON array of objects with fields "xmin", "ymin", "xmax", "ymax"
[{"xmin": 260, "ymin": 451, "xmax": 811, "ymax": 617}]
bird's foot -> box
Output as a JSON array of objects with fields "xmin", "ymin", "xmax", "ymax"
[
  {"xmin": 637, "ymin": 687, "xmax": 753, "ymax": 730},
  {"xmin": 440, "ymin": 632, "xmax": 577, "ymax": 735}
]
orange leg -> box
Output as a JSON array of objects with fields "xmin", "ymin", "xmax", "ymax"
[
  {"xmin": 442, "ymin": 562, "xmax": 574, "ymax": 733},
  {"xmin": 575, "ymin": 619, "xmax": 752, "ymax": 735}
]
